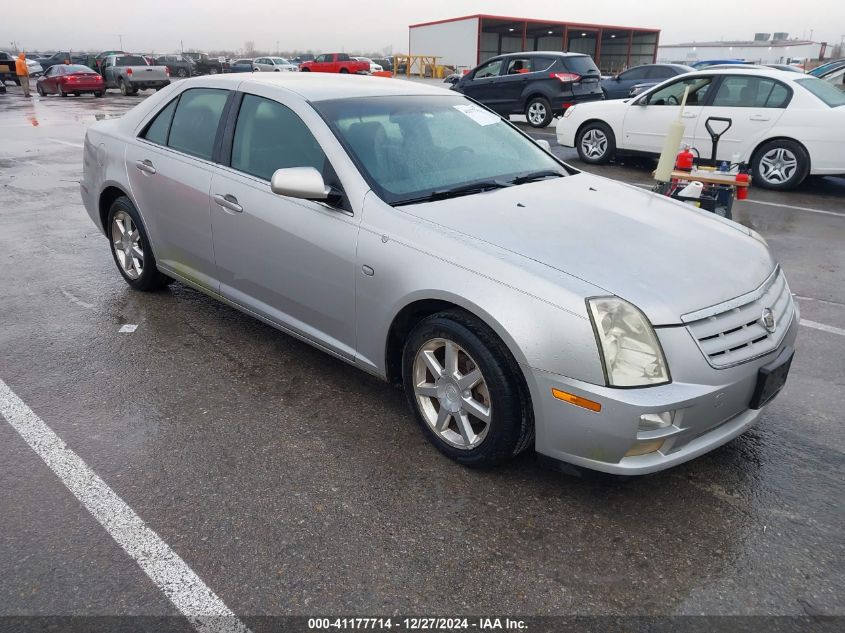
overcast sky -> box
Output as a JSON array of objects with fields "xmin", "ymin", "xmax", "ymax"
[{"xmin": 5, "ymin": 0, "xmax": 844, "ymax": 54}]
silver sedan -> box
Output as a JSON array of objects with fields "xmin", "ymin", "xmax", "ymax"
[{"xmin": 80, "ymin": 74, "xmax": 798, "ymax": 474}]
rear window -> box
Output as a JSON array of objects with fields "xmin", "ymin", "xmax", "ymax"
[
  {"xmin": 64, "ymin": 65, "xmax": 95, "ymax": 73},
  {"xmin": 167, "ymin": 88, "xmax": 229, "ymax": 160},
  {"xmin": 116, "ymin": 56, "xmax": 148, "ymax": 67},
  {"xmin": 796, "ymin": 77, "xmax": 845, "ymax": 107},
  {"xmin": 561, "ymin": 56, "xmax": 599, "ymax": 75}
]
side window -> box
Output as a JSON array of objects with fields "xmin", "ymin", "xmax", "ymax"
[
  {"xmin": 647, "ymin": 66, "xmax": 675, "ymax": 80},
  {"xmin": 711, "ymin": 76, "xmax": 790, "ymax": 108},
  {"xmin": 314, "ymin": 55, "xmax": 327, "ymax": 63},
  {"xmin": 505, "ymin": 58, "xmax": 531, "ymax": 75},
  {"xmin": 530, "ymin": 57, "xmax": 556, "ymax": 72},
  {"xmin": 621, "ymin": 66, "xmax": 649, "ymax": 81},
  {"xmin": 337, "ymin": 53, "xmax": 350, "ymax": 61},
  {"xmin": 167, "ymin": 89, "xmax": 229, "ymax": 160},
  {"xmin": 230, "ymin": 94, "xmax": 327, "ymax": 181},
  {"xmin": 142, "ymin": 98, "xmax": 178, "ymax": 146},
  {"xmin": 646, "ymin": 76, "xmax": 712, "ymax": 106},
  {"xmin": 474, "ymin": 59, "xmax": 503, "ymax": 79}
]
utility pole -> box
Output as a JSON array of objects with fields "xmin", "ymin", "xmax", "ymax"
[
  {"xmin": 118, "ymin": 34, "xmax": 123, "ymax": 49},
  {"xmin": 276, "ymin": 40, "xmax": 279, "ymax": 55},
  {"xmin": 181, "ymin": 40, "xmax": 184, "ymax": 54}
]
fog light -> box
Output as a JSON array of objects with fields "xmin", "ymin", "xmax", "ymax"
[
  {"xmin": 639, "ymin": 411, "xmax": 674, "ymax": 431},
  {"xmin": 625, "ymin": 439, "xmax": 665, "ymax": 457}
]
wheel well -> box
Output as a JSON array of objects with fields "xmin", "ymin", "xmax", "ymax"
[
  {"xmin": 385, "ymin": 299, "xmax": 459, "ymax": 385},
  {"xmin": 523, "ymin": 93, "xmax": 550, "ymax": 110},
  {"xmin": 98, "ymin": 186, "xmax": 127, "ymax": 232},
  {"xmin": 750, "ymin": 137, "xmax": 811, "ymax": 170}
]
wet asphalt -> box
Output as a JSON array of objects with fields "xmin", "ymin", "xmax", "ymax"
[{"xmin": 0, "ymin": 81, "xmax": 843, "ymax": 624}]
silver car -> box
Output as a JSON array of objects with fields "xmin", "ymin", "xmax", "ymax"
[
  {"xmin": 252, "ymin": 57, "xmax": 298, "ymax": 72},
  {"xmin": 80, "ymin": 74, "xmax": 798, "ymax": 474}
]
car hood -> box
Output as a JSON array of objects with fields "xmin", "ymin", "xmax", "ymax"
[{"xmin": 400, "ymin": 172, "xmax": 775, "ymax": 325}]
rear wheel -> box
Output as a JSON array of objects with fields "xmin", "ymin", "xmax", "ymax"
[
  {"xmin": 177, "ymin": 67, "xmax": 188, "ymax": 78},
  {"xmin": 402, "ymin": 311, "xmax": 534, "ymax": 467},
  {"xmin": 576, "ymin": 121, "xmax": 615, "ymax": 164},
  {"xmin": 37, "ymin": 83, "xmax": 46, "ymax": 96},
  {"xmin": 107, "ymin": 197, "xmax": 172, "ymax": 291},
  {"xmin": 94, "ymin": 91, "xmax": 103, "ymax": 98},
  {"xmin": 525, "ymin": 96, "xmax": 553, "ymax": 128},
  {"xmin": 339, "ymin": 68, "xmax": 349, "ymax": 74},
  {"xmin": 119, "ymin": 79, "xmax": 129, "ymax": 96},
  {"xmin": 751, "ymin": 139, "xmax": 809, "ymax": 191},
  {"xmin": 300, "ymin": 67, "xmax": 310, "ymax": 72}
]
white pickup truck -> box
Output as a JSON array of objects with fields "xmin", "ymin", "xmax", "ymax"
[{"xmin": 101, "ymin": 54, "xmax": 170, "ymax": 95}]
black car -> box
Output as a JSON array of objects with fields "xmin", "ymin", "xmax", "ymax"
[
  {"xmin": 155, "ymin": 54, "xmax": 195, "ymax": 78},
  {"xmin": 183, "ymin": 52, "xmax": 223, "ymax": 75},
  {"xmin": 601, "ymin": 63, "xmax": 693, "ymax": 99},
  {"xmin": 371, "ymin": 57, "xmax": 393, "ymax": 72},
  {"xmin": 450, "ymin": 52, "xmax": 602, "ymax": 127}
]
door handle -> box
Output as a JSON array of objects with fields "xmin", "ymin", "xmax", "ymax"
[
  {"xmin": 750, "ymin": 114, "xmax": 771, "ymax": 121},
  {"xmin": 135, "ymin": 159, "xmax": 156, "ymax": 174},
  {"xmin": 681, "ymin": 112, "xmax": 697, "ymax": 118},
  {"xmin": 213, "ymin": 193, "xmax": 243, "ymax": 213}
]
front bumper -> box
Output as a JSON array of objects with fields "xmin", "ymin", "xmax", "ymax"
[{"xmin": 527, "ymin": 306, "xmax": 799, "ymax": 475}]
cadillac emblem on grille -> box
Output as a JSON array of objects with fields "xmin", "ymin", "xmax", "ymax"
[{"xmin": 761, "ymin": 308, "xmax": 776, "ymax": 333}]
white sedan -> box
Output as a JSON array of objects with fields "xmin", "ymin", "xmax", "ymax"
[
  {"xmin": 556, "ymin": 68, "xmax": 845, "ymax": 189},
  {"xmin": 353, "ymin": 57, "xmax": 383, "ymax": 74}
]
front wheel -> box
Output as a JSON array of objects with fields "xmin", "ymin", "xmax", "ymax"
[
  {"xmin": 300, "ymin": 67, "xmax": 310, "ymax": 72},
  {"xmin": 576, "ymin": 121, "xmax": 615, "ymax": 164},
  {"xmin": 751, "ymin": 140, "xmax": 809, "ymax": 191},
  {"xmin": 107, "ymin": 197, "xmax": 172, "ymax": 291},
  {"xmin": 94, "ymin": 91, "xmax": 103, "ymax": 98},
  {"xmin": 209, "ymin": 68, "xmax": 218, "ymax": 74},
  {"xmin": 402, "ymin": 311, "xmax": 534, "ymax": 467},
  {"xmin": 525, "ymin": 96, "xmax": 553, "ymax": 128},
  {"xmin": 37, "ymin": 83, "xmax": 46, "ymax": 96}
]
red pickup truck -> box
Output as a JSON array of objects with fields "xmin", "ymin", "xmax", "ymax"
[{"xmin": 299, "ymin": 53, "xmax": 369, "ymax": 74}]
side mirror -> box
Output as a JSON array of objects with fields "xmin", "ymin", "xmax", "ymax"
[
  {"xmin": 536, "ymin": 139, "xmax": 551, "ymax": 152},
  {"xmin": 271, "ymin": 167, "xmax": 330, "ymax": 201}
]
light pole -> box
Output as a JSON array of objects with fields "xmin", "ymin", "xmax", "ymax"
[
  {"xmin": 118, "ymin": 34, "xmax": 123, "ymax": 49},
  {"xmin": 276, "ymin": 40, "xmax": 279, "ymax": 55}
]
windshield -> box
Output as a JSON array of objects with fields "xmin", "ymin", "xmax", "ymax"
[
  {"xmin": 272, "ymin": 58, "xmax": 290, "ymax": 64},
  {"xmin": 796, "ymin": 77, "xmax": 845, "ymax": 107},
  {"xmin": 314, "ymin": 95, "xmax": 569, "ymax": 205}
]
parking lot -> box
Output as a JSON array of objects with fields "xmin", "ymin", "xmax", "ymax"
[{"xmin": 0, "ymin": 81, "xmax": 843, "ymax": 630}]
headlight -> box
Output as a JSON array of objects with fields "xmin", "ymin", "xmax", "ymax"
[
  {"xmin": 563, "ymin": 105, "xmax": 575, "ymax": 118},
  {"xmin": 587, "ymin": 297, "xmax": 670, "ymax": 387}
]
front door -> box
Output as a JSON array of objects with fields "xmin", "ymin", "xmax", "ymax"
[
  {"xmin": 125, "ymin": 87, "xmax": 230, "ymax": 291},
  {"xmin": 459, "ymin": 58, "xmax": 505, "ymax": 111},
  {"xmin": 622, "ymin": 75, "xmax": 715, "ymax": 154},
  {"xmin": 209, "ymin": 92, "xmax": 360, "ymax": 358}
]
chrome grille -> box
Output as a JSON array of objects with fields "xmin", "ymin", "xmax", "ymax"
[{"xmin": 683, "ymin": 267, "xmax": 794, "ymax": 368}]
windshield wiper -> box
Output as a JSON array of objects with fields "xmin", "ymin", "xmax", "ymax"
[
  {"xmin": 508, "ymin": 170, "xmax": 565, "ymax": 185},
  {"xmin": 394, "ymin": 180, "xmax": 510, "ymax": 206}
]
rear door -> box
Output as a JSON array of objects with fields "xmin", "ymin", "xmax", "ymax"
[
  {"xmin": 459, "ymin": 58, "xmax": 505, "ymax": 110},
  {"xmin": 125, "ymin": 87, "xmax": 231, "ymax": 291},
  {"xmin": 622, "ymin": 75, "xmax": 714, "ymax": 153},
  {"xmin": 494, "ymin": 55, "xmax": 538, "ymax": 113},
  {"xmin": 693, "ymin": 74, "xmax": 790, "ymax": 161}
]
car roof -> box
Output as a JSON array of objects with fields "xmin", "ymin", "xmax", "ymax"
[
  {"xmin": 181, "ymin": 73, "xmax": 456, "ymax": 101},
  {"xmin": 494, "ymin": 51, "xmax": 587, "ymax": 59},
  {"xmin": 685, "ymin": 67, "xmax": 807, "ymax": 81}
]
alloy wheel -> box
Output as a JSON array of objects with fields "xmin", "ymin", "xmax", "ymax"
[
  {"xmin": 528, "ymin": 102, "xmax": 547, "ymax": 126},
  {"xmin": 111, "ymin": 211, "xmax": 144, "ymax": 279},
  {"xmin": 759, "ymin": 147, "xmax": 798, "ymax": 185},
  {"xmin": 412, "ymin": 338, "xmax": 492, "ymax": 450},
  {"xmin": 581, "ymin": 129, "xmax": 608, "ymax": 159}
]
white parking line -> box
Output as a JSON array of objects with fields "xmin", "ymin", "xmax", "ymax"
[
  {"xmin": 0, "ymin": 378, "xmax": 251, "ymax": 633},
  {"xmin": 800, "ymin": 319, "xmax": 845, "ymax": 337},
  {"xmin": 744, "ymin": 199, "xmax": 845, "ymax": 218}
]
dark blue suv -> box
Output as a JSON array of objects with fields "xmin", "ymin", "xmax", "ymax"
[{"xmin": 451, "ymin": 52, "xmax": 603, "ymax": 128}]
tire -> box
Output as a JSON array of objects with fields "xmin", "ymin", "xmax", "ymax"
[
  {"xmin": 525, "ymin": 96, "xmax": 553, "ymax": 128},
  {"xmin": 177, "ymin": 68, "xmax": 188, "ymax": 78},
  {"xmin": 37, "ymin": 83, "xmax": 45, "ymax": 96},
  {"xmin": 107, "ymin": 196, "xmax": 171, "ymax": 291},
  {"xmin": 751, "ymin": 139, "xmax": 809, "ymax": 191},
  {"xmin": 94, "ymin": 91, "xmax": 103, "ymax": 98},
  {"xmin": 300, "ymin": 67, "xmax": 310, "ymax": 72},
  {"xmin": 119, "ymin": 79, "xmax": 129, "ymax": 96},
  {"xmin": 339, "ymin": 68, "xmax": 349, "ymax": 74},
  {"xmin": 401, "ymin": 310, "xmax": 534, "ymax": 467},
  {"xmin": 73, "ymin": 92, "xmax": 80, "ymax": 97},
  {"xmin": 209, "ymin": 68, "xmax": 218, "ymax": 75},
  {"xmin": 575, "ymin": 121, "xmax": 616, "ymax": 164}
]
